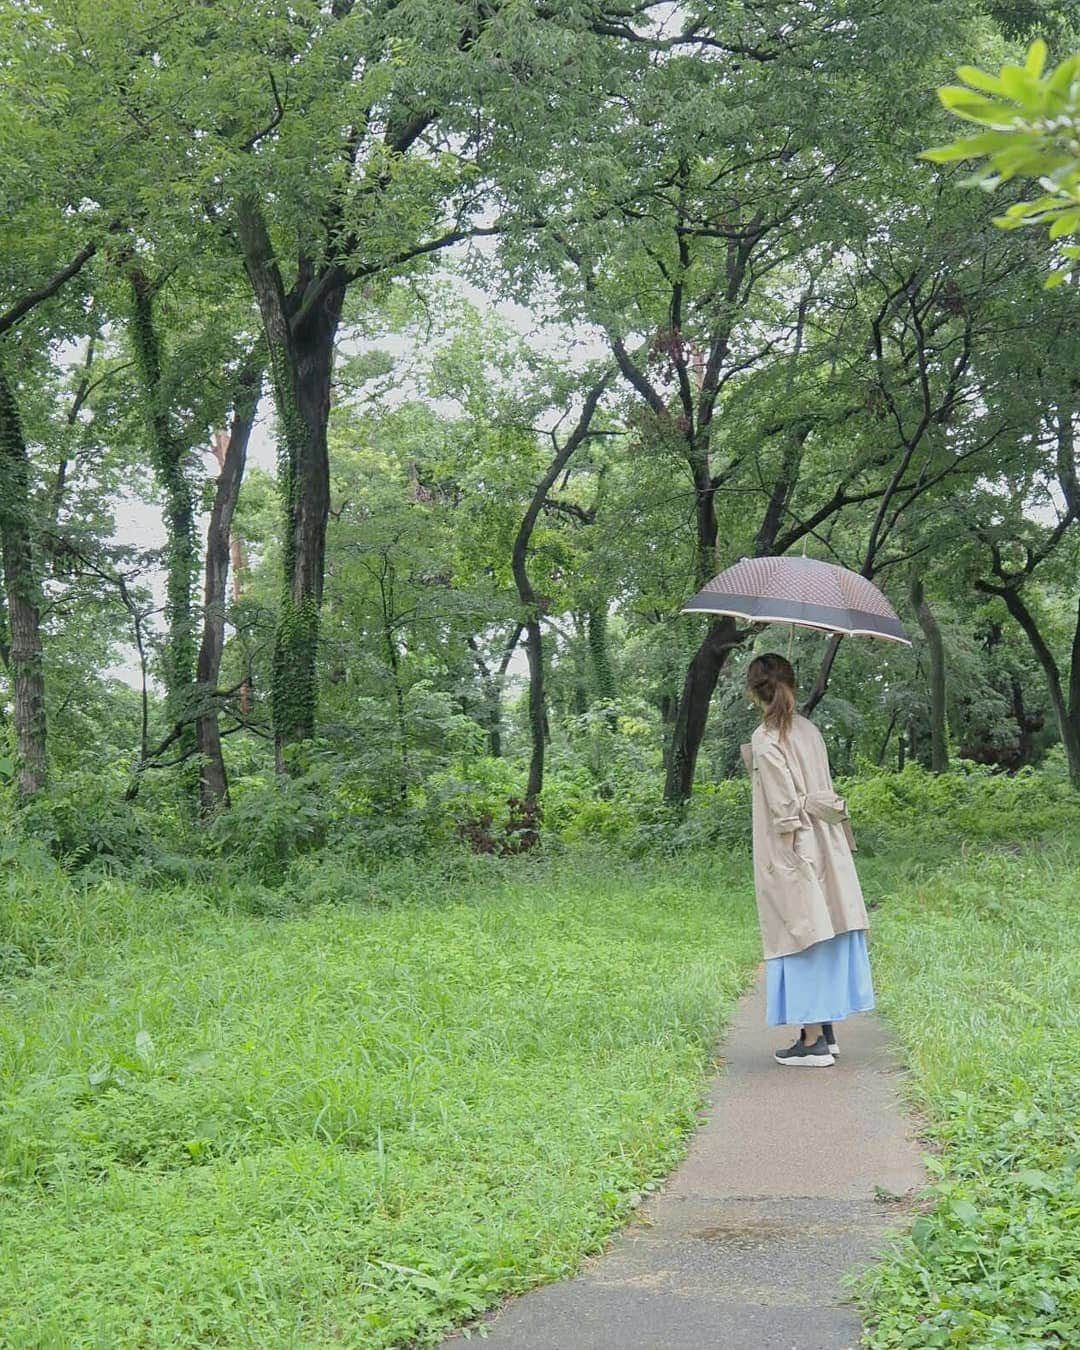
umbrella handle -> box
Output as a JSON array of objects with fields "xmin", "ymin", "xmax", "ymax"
[{"xmin": 787, "ymin": 622, "xmax": 794, "ymax": 662}]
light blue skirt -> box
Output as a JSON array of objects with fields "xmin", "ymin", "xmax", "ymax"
[{"xmin": 765, "ymin": 929, "xmax": 875, "ymax": 1027}]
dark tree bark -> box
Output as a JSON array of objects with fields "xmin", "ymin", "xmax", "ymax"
[
  {"xmin": 511, "ymin": 379, "xmax": 609, "ymax": 805},
  {"xmin": 0, "ymin": 362, "xmax": 46, "ymax": 795},
  {"xmin": 663, "ymin": 615, "xmax": 744, "ymax": 801},
  {"xmin": 909, "ymin": 568, "xmax": 948, "ymax": 772},
  {"xmin": 195, "ymin": 363, "xmax": 260, "ymax": 813},
  {"xmin": 236, "ymin": 197, "xmax": 337, "ymax": 771}
]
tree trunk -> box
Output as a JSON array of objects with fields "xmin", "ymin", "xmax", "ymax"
[
  {"xmin": 195, "ymin": 371, "xmax": 259, "ymax": 813},
  {"xmin": 570, "ymin": 613, "xmax": 589, "ymax": 716},
  {"xmin": 877, "ymin": 709, "xmax": 898, "ymax": 766},
  {"xmin": 909, "ymin": 569, "xmax": 948, "ymax": 772},
  {"xmin": 511, "ymin": 380, "xmax": 609, "ymax": 805},
  {"xmin": 587, "ymin": 602, "xmax": 617, "ymax": 728},
  {"xmin": 802, "ymin": 633, "xmax": 844, "ymax": 717},
  {"xmin": 0, "ymin": 361, "xmax": 46, "ymax": 795},
  {"xmin": 467, "ymin": 624, "xmax": 521, "ymax": 758},
  {"xmin": 1009, "ymin": 676, "xmax": 1038, "ymax": 770},
  {"xmin": 236, "ymin": 198, "xmax": 339, "ymax": 772},
  {"xmin": 130, "ymin": 271, "xmax": 198, "ymax": 745},
  {"xmin": 521, "ymin": 617, "xmax": 545, "ymax": 802},
  {"xmin": 663, "ymin": 615, "xmax": 741, "ymax": 802},
  {"xmin": 997, "ymin": 585, "xmax": 1080, "ymax": 788}
]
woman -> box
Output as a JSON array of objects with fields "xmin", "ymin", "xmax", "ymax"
[{"xmin": 744, "ymin": 652, "xmax": 874, "ymax": 1067}]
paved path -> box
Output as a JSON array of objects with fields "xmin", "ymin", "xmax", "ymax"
[{"xmin": 444, "ymin": 971, "xmax": 925, "ymax": 1349}]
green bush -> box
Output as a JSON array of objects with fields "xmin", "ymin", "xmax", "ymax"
[{"xmin": 841, "ymin": 760, "xmax": 1080, "ymax": 853}]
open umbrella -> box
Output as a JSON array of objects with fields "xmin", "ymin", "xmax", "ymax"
[{"xmin": 681, "ymin": 555, "xmax": 911, "ymax": 648}]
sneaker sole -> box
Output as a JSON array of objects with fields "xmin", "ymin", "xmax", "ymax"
[{"xmin": 774, "ymin": 1052, "xmax": 835, "ymax": 1067}]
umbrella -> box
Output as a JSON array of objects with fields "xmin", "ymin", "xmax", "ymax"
[{"xmin": 681, "ymin": 555, "xmax": 912, "ymax": 650}]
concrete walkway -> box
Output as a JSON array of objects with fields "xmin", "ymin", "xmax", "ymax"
[{"xmin": 444, "ymin": 972, "xmax": 925, "ymax": 1349}]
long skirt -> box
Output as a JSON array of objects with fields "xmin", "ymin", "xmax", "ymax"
[{"xmin": 765, "ymin": 929, "xmax": 875, "ymax": 1027}]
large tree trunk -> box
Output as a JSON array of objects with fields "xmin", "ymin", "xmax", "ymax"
[
  {"xmin": 130, "ymin": 271, "xmax": 197, "ymax": 744},
  {"xmin": 195, "ymin": 372, "xmax": 259, "ymax": 813},
  {"xmin": 909, "ymin": 569, "xmax": 948, "ymax": 772},
  {"xmin": 237, "ymin": 199, "xmax": 340, "ymax": 771},
  {"xmin": 663, "ymin": 615, "xmax": 741, "ymax": 802},
  {"xmin": 0, "ymin": 362, "xmax": 46, "ymax": 795}
]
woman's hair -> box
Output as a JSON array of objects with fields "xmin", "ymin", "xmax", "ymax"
[{"xmin": 746, "ymin": 652, "xmax": 797, "ymax": 739}]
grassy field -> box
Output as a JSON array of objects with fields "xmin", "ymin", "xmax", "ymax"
[
  {"xmin": 853, "ymin": 843, "xmax": 1080, "ymax": 1348},
  {"xmin": 3, "ymin": 780, "xmax": 1079, "ymax": 1348},
  {"xmin": 0, "ymin": 845, "xmax": 760, "ymax": 1347}
]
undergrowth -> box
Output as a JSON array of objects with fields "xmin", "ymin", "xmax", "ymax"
[
  {"xmin": 0, "ymin": 847, "xmax": 760, "ymax": 1347},
  {"xmin": 854, "ymin": 844, "xmax": 1080, "ymax": 1348}
]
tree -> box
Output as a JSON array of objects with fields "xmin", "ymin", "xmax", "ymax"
[
  {"xmin": 0, "ymin": 248, "xmax": 98, "ymax": 796},
  {"xmin": 489, "ymin": 0, "xmax": 992, "ymax": 799},
  {"xmin": 511, "ymin": 379, "xmax": 609, "ymax": 804},
  {"xmin": 196, "ymin": 360, "xmax": 262, "ymax": 812}
]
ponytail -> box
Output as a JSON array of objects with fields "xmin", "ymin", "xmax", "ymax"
[{"xmin": 746, "ymin": 652, "xmax": 797, "ymax": 740}]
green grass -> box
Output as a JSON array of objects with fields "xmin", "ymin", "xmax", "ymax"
[
  {"xmin": 0, "ymin": 845, "xmax": 760, "ymax": 1347},
  {"xmin": 5, "ymin": 765, "xmax": 1080, "ymax": 1349},
  {"xmin": 854, "ymin": 842, "xmax": 1080, "ymax": 1348}
]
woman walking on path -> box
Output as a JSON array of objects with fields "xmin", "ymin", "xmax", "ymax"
[{"xmin": 744, "ymin": 652, "xmax": 875, "ymax": 1068}]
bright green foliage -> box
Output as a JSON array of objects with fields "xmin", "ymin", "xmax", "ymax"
[
  {"xmin": 0, "ymin": 844, "xmax": 759, "ymax": 1347},
  {"xmin": 854, "ymin": 843, "xmax": 1080, "ymax": 1347},
  {"xmin": 924, "ymin": 39, "xmax": 1080, "ymax": 281}
]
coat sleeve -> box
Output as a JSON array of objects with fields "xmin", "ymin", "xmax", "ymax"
[{"xmin": 753, "ymin": 737, "xmax": 805, "ymax": 834}]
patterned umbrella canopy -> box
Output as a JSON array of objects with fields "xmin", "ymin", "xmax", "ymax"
[{"xmin": 681, "ymin": 555, "xmax": 911, "ymax": 645}]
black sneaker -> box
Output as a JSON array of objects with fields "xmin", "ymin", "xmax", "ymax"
[
  {"xmin": 775, "ymin": 1033, "xmax": 835, "ymax": 1067},
  {"xmin": 801, "ymin": 1024, "xmax": 840, "ymax": 1056}
]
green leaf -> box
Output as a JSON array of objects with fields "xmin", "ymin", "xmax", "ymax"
[
  {"xmin": 1025, "ymin": 40, "xmax": 1048, "ymax": 80},
  {"xmin": 955, "ymin": 66, "xmax": 1007, "ymax": 97},
  {"xmin": 949, "ymin": 1198, "xmax": 979, "ymax": 1224},
  {"xmin": 998, "ymin": 66, "xmax": 1041, "ymax": 109},
  {"xmin": 1049, "ymin": 209, "xmax": 1080, "ymax": 238},
  {"xmin": 1015, "ymin": 1168, "xmax": 1057, "ymax": 1192},
  {"xmin": 938, "ymin": 89, "xmax": 1018, "ymax": 125}
]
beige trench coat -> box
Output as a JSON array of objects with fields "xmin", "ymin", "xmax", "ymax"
[{"xmin": 742, "ymin": 713, "xmax": 869, "ymax": 960}]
